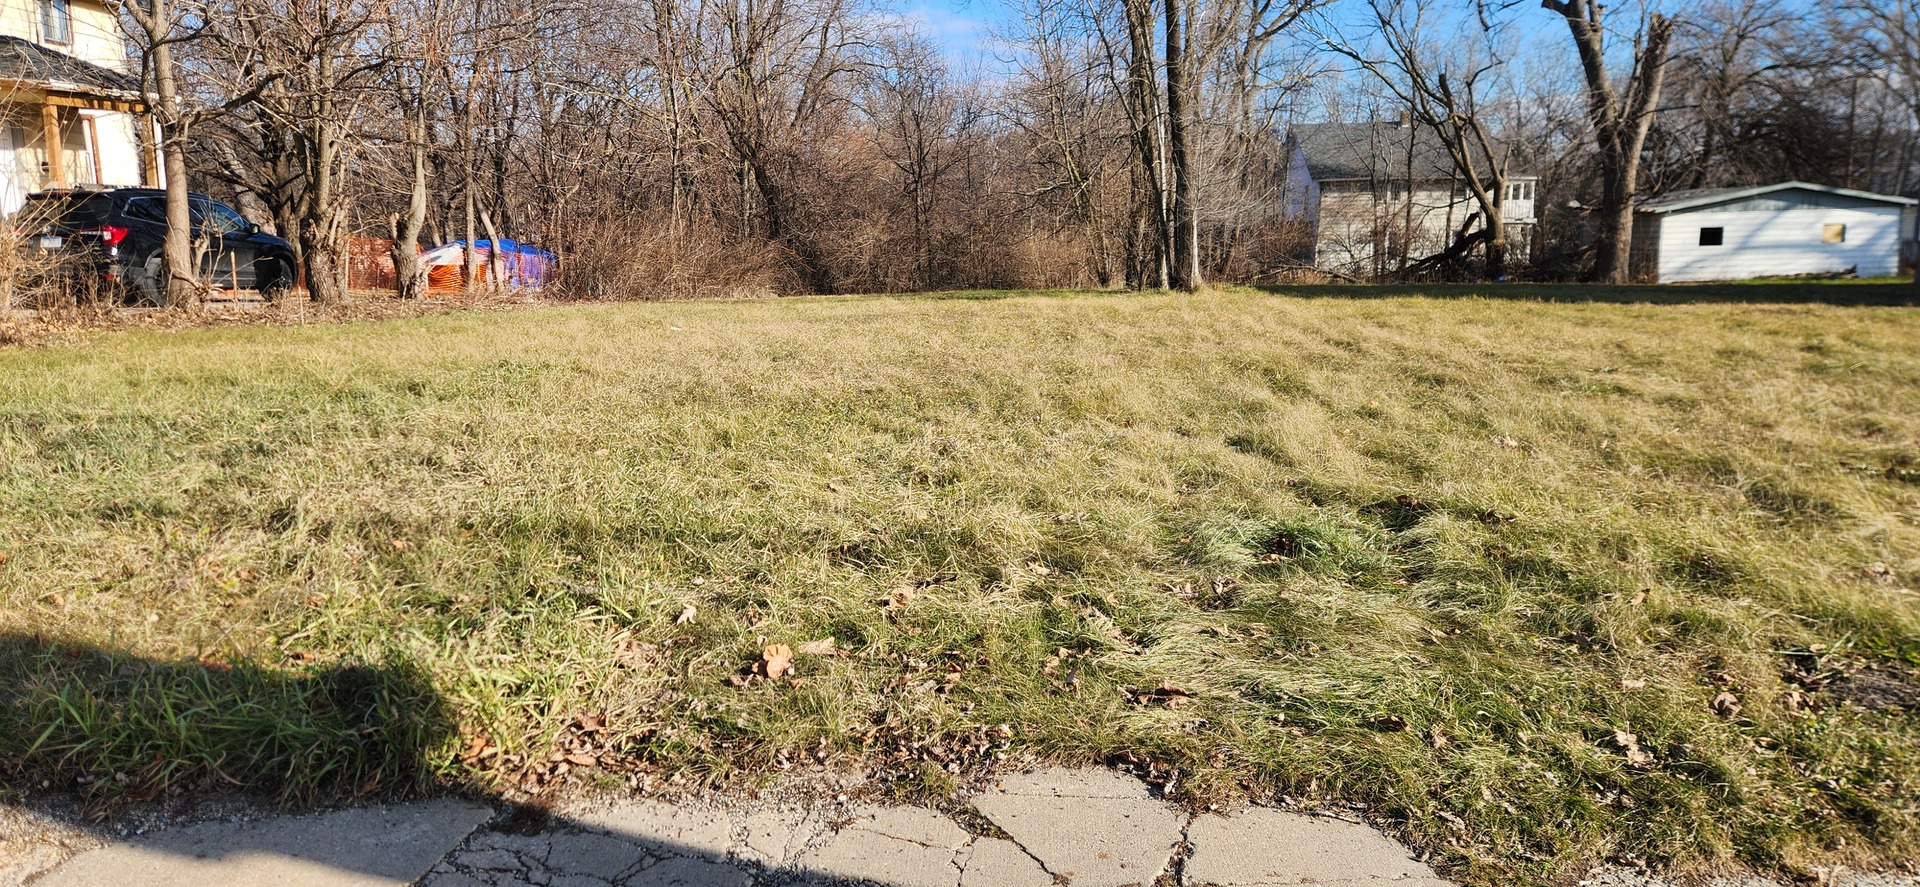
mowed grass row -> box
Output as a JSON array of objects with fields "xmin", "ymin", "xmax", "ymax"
[{"xmin": 2, "ymin": 288, "xmax": 1919, "ymax": 883}]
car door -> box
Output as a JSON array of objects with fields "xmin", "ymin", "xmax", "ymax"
[{"xmin": 191, "ymin": 197, "xmax": 259, "ymax": 290}]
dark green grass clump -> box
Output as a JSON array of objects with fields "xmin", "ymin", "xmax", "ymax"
[{"xmin": 0, "ymin": 636, "xmax": 450, "ymax": 805}]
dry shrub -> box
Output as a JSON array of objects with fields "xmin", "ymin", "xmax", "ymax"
[
  {"xmin": 551, "ymin": 215, "xmax": 791, "ymax": 301},
  {"xmin": 0, "ymin": 227, "xmax": 125, "ymax": 313}
]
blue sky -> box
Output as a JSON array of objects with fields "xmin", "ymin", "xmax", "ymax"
[
  {"xmin": 898, "ymin": 0, "xmax": 1777, "ymax": 75},
  {"xmin": 902, "ymin": 0, "xmax": 1006, "ymax": 70}
]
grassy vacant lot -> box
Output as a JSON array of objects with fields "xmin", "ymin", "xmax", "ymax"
[{"xmin": 3, "ymin": 286, "xmax": 1919, "ymax": 882}]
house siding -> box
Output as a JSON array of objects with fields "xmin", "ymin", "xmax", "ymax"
[
  {"xmin": 1655, "ymin": 205, "xmax": 1905, "ymax": 283},
  {"xmin": 0, "ymin": 0, "xmax": 124, "ymax": 70},
  {"xmin": 0, "ymin": 0, "xmax": 145, "ymax": 213},
  {"xmin": 1310, "ymin": 179, "xmax": 1536, "ymax": 277}
]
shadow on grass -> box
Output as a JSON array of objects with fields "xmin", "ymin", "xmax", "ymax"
[
  {"xmin": 1254, "ymin": 279, "xmax": 1920, "ymax": 306},
  {"xmin": 0, "ymin": 633, "xmax": 453, "ymax": 808},
  {"xmin": 0, "ymin": 633, "xmax": 979, "ymax": 886}
]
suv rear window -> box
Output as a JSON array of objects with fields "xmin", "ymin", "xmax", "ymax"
[
  {"xmin": 18, "ymin": 192, "xmax": 112, "ymax": 228},
  {"xmin": 122, "ymin": 196, "xmax": 168, "ymax": 224}
]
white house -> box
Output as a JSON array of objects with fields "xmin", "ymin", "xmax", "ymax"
[
  {"xmin": 1630, "ymin": 182, "xmax": 1918, "ymax": 283},
  {"xmin": 1281, "ymin": 122, "xmax": 1538, "ymax": 279},
  {"xmin": 0, "ymin": 0, "xmax": 150, "ymax": 214}
]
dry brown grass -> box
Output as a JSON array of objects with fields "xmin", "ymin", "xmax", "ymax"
[{"xmin": 2, "ymin": 286, "xmax": 1918, "ymax": 884}]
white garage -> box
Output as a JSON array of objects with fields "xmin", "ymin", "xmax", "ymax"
[{"xmin": 1629, "ymin": 181, "xmax": 1917, "ymax": 283}]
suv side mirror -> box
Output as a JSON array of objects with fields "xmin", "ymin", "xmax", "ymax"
[{"xmin": 248, "ymin": 223, "xmax": 261, "ymax": 235}]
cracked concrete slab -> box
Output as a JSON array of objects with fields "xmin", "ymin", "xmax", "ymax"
[
  {"xmin": 565, "ymin": 800, "xmax": 735, "ymax": 861},
  {"xmin": 631, "ymin": 855, "xmax": 756, "ymax": 886},
  {"xmin": 33, "ymin": 799, "xmax": 491, "ymax": 887},
  {"xmin": 958, "ymin": 837, "xmax": 1055, "ymax": 887},
  {"xmin": 42, "ymin": 766, "xmax": 1908, "ymax": 887},
  {"xmin": 543, "ymin": 829, "xmax": 659, "ymax": 881},
  {"xmin": 740, "ymin": 807, "xmax": 825, "ymax": 866},
  {"xmin": 793, "ymin": 805, "xmax": 971, "ymax": 887},
  {"xmin": 1183, "ymin": 808, "xmax": 1449, "ymax": 887},
  {"xmin": 797, "ymin": 831, "xmax": 959, "ymax": 887},
  {"xmin": 972, "ymin": 770, "xmax": 1186, "ymax": 887}
]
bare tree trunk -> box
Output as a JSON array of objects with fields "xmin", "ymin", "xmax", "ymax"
[
  {"xmin": 1163, "ymin": 0, "xmax": 1200, "ymax": 291},
  {"xmin": 130, "ymin": 0, "xmax": 202, "ymax": 309},
  {"xmin": 1122, "ymin": 0, "xmax": 1167, "ymax": 290},
  {"xmin": 463, "ymin": 185, "xmax": 479, "ymax": 290},
  {"xmin": 299, "ymin": 126, "xmax": 349, "ymax": 303},
  {"xmin": 1543, "ymin": 0, "xmax": 1674, "ymax": 284},
  {"xmin": 481, "ymin": 210, "xmax": 507, "ymax": 290},
  {"xmin": 392, "ymin": 112, "xmax": 429, "ymax": 299}
]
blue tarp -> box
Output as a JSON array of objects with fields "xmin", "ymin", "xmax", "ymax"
[{"xmin": 424, "ymin": 238, "xmax": 558, "ymax": 288}]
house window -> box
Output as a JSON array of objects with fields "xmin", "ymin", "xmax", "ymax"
[
  {"xmin": 1823, "ymin": 224, "xmax": 1846, "ymax": 244},
  {"xmin": 40, "ymin": 0, "xmax": 71, "ymax": 45},
  {"xmin": 1699, "ymin": 227, "xmax": 1724, "ymax": 246}
]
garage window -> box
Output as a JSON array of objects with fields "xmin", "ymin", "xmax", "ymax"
[
  {"xmin": 1823, "ymin": 224, "xmax": 1846, "ymax": 244},
  {"xmin": 1699, "ymin": 227, "xmax": 1724, "ymax": 246}
]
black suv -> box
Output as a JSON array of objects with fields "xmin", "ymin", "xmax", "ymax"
[{"xmin": 16, "ymin": 187, "xmax": 297, "ymax": 304}]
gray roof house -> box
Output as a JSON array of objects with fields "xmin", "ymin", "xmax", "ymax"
[{"xmin": 1282, "ymin": 121, "xmax": 1537, "ymax": 277}]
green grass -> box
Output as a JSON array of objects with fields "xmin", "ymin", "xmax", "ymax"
[{"xmin": 3, "ymin": 286, "xmax": 1920, "ymax": 882}]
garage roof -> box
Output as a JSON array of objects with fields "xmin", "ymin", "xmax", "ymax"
[{"xmin": 1641, "ymin": 181, "xmax": 1918, "ymax": 214}]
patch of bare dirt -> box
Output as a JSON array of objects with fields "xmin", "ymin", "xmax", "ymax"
[{"xmin": 1828, "ymin": 666, "xmax": 1920, "ymax": 713}]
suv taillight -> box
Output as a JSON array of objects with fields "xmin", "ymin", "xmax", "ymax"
[{"xmin": 77, "ymin": 225, "xmax": 128, "ymax": 246}]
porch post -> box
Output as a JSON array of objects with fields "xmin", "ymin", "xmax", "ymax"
[
  {"xmin": 40, "ymin": 104, "xmax": 64, "ymax": 188},
  {"xmin": 141, "ymin": 113, "xmax": 160, "ymax": 186}
]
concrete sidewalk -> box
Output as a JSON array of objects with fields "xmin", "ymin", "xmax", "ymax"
[
  {"xmin": 13, "ymin": 767, "xmax": 1919, "ymax": 887},
  {"xmin": 15, "ymin": 767, "xmax": 1448, "ymax": 887}
]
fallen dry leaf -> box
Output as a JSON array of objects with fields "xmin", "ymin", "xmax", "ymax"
[
  {"xmin": 1027, "ymin": 561, "xmax": 1053, "ymax": 577},
  {"xmin": 1865, "ymin": 562, "xmax": 1896, "ymax": 585},
  {"xmin": 761, "ymin": 644, "xmax": 794, "ymax": 679},
  {"xmin": 390, "ymin": 539, "xmax": 409, "ymax": 552},
  {"xmin": 1613, "ymin": 730, "xmax": 1655, "ymax": 766},
  {"xmin": 797, "ymin": 638, "xmax": 836, "ymax": 656},
  {"xmin": 458, "ymin": 734, "xmax": 495, "ymax": 765},
  {"xmin": 675, "ymin": 604, "xmax": 698, "ymax": 625},
  {"xmin": 886, "ymin": 586, "xmax": 916, "ymax": 609},
  {"xmin": 615, "ymin": 639, "xmax": 659, "ymax": 668},
  {"xmin": 1618, "ymin": 678, "xmax": 1647, "ymax": 690},
  {"xmin": 1496, "ymin": 436, "xmax": 1521, "ymax": 449},
  {"xmin": 1711, "ymin": 691, "xmax": 1742, "ymax": 719},
  {"xmin": 1629, "ymin": 589, "xmax": 1648, "ymax": 606},
  {"xmin": 1136, "ymin": 683, "xmax": 1193, "ymax": 709}
]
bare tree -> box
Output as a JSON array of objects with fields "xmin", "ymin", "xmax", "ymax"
[
  {"xmin": 212, "ymin": 0, "xmax": 388, "ymax": 303},
  {"xmin": 1542, "ymin": 0, "xmax": 1675, "ymax": 284},
  {"xmin": 1849, "ymin": 0, "xmax": 1920, "ymax": 292},
  {"xmin": 111, "ymin": 0, "xmax": 204, "ymax": 306},
  {"xmin": 1329, "ymin": 0, "xmax": 1518, "ymax": 278}
]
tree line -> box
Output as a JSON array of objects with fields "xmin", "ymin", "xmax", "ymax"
[{"xmin": 111, "ymin": 0, "xmax": 1920, "ymax": 302}]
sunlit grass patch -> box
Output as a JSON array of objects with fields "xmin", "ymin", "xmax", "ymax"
[{"xmin": 1, "ymin": 288, "xmax": 1918, "ymax": 882}]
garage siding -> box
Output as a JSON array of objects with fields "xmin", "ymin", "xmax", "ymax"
[{"xmin": 1656, "ymin": 205, "xmax": 1904, "ymax": 283}]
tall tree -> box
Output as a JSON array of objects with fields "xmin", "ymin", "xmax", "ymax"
[
  {"xmin": 1848, "ymin": 0, "xmax": 1920, "ymax": 293},
  {"xmin": 217, "ymin": 0, "xmax": 387, "ymax": 303},
  {"xmin": 1542, "ymin": 0, "xmax": 1676, "ymax": 284},
  {"xmin": 113, "ymin": 0, "xmax": 204, "ymax": 306}
]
